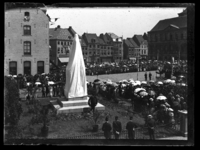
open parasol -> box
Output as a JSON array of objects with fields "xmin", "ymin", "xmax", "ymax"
[
  {"xmin": 157, "ymin": 81, "xmax": 163, "ymax": 85},
  {"xmin": 48, "ymin": 81, "xmax": 55, "ymax": 85},
  {"xmin": 134, "ymin": 88, "xmax": 146, "ymax": 93},
  {"xmin": 141, "ymin": 81, "xmax": 147, "ymax": 84},
  {"xmin": 35, "ymin": 82, "xmax": 41, "ymax": 85},
  {"xmin": 156, "ymin": 95, "xmax": 167, "ymax": 101},
  {"xmin": 13, "ymin": 75, "xmax": 17, "ymax": 78},
  {"xmin": 139, "ymin": 91, "xmax": 148, "ymax": 97}
]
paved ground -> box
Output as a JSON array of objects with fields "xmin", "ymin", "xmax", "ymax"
[{"xmin": 87, "ymin": 71, "xmax": 158, "ymax": 82}]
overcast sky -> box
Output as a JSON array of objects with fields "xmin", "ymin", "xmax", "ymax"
[{"xmin": 46, "ymin": 7, "xmax": 186, "ymax": 39}]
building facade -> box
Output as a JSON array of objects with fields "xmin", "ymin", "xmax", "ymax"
[
  {"xmin": 123, "ymin": 39, "xmax": 136, "ymax": 62},
  {"xmin": 49, "ymin": 25, "xmax": 75, "ymax": 67},
  {"xmin": 106, "ymin": 33, "xmax": 123, "ymax": 62},
  {"xmin": 5, "ymin": 7, "xmax": 50, "ymax": 76},
  {"xmin": 147, "ymin": 9, "xmax": 187, "ymax": 61},
  {"xmin": 132, "ymin": 35, "xmax": 148, "ymax": 59}
]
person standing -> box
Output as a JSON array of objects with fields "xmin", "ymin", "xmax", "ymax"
[
  {"xmin": 88, "ymin": 94, "xmax": 98, "ymax": 114},
  {"xmin": 149, "ymin": 72, "xmax": 152, "ymax": 81},
  {"xmin": 144, "ymin": 72, "xmax": 147, "ymax": 81},
  {"xmin": 45, "ymin": 84, "xmax": 49, "ymax": 97},
  {"xmin": 146, "ymin": 115, "xmax": 155, "ymax": 140},
  {"xmin": 112, "ymin": 116, "xmax": 122, "ymax": 139},
  {"xmin": 49, "ymin": 85, "xmax": 53, "ymax": 98},
  {"xmin": 126, "ymin": 116, "xmax": 137, "ymax": 139},
  {"xmin": 102, "ymin": 117, "xmax": 112, "ymax": 139}
]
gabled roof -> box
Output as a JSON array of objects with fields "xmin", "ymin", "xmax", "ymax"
[
  {"xmin": 100, "ymin": 33, "xmax": 111, "ymax": 44},
  {"xmin": 124, "ymin": 39, "xmax": 134, "ymax": 48},
  {"xmin": 83, "ymin": 33, "xmax": 99, "ymax": 44},
  {"xmin": 106, "ymin": 32, "xmax": 119, "ymax": 39},
  {"xmin": 150, "ymin": 16, "xmax": 187, "ymax": 32},
  {"xmin": 97, "ymin": 36, "xmax": 106, "ymax": 45},
  {"xmin": 133, "ymin": 35, "xmax": 145, "ymax": 45},
  {"xmin": 127, "ymin": 38, "xmax": 139, "ymax": 48},
  {"xmin": 49, "ymin": 28, "xmax": 73, "ymax": 40}
]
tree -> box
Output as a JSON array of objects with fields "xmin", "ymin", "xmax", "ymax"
[{"xmin": 4, "ymin": 76, "xmax": 22, "ymax": 139}]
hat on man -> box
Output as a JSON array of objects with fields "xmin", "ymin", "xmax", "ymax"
[{"xmin": 148, "ymin": 115, "xmax": 153, "ymax": 118}]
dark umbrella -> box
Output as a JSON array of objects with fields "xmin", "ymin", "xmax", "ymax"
[{"xmin": 94, "ymin": 79, "xmax": 100, "ymax": 83}]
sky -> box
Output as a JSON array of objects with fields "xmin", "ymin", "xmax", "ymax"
[{"xmin": 46, "ymin": 7, "xmax": 186, "ymax": 39}]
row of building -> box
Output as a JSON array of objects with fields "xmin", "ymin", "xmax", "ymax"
[
  {"xmin": 49, "ymin": 26, "xmax": 148, "ymax": 66},
  {"xmin": 5, "ymin": 4, "xmax": 187, "ymax": 76}
]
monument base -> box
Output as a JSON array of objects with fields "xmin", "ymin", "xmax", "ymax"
[{"xmin": 50, "ymin": 97, "xmax": 105, "ymax": 114}]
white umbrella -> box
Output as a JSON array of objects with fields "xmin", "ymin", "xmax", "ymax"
[
  {"xmin": 141, "ymin": 81, "xmax": 147, "ymax": 84},
  {"xmin": 156, "ymin": 95, "xmax": 167, "ymax": 101},
  {"xmin": 35, "ymin": 82, "xmax": 41, "ymax": 85},
  {"xmin": 134, "ymin": 88, "xmax": 145, "ymax": 93},
  {"xmin": 180, "ymin": 83, "xmax": 187, "ymax": 86},
  {"xmin": 121, "ymin": 84, "xmax": 126, "ymax": 87},
  {"xmin": 13, "ymin": 75, "xmax": 17, "ymax": 78},
  {"xmin": 41, "ymin": 73, "xmax": 45, "ymax": 75},
  {"xmin": 48, "ymin": 81, "xmax": 55, "ymax": 85},
  {"xmin": 149, "ymin": 80, "xmax": 155, "ymax": 83},
  {"xmin": 135, "ymin": 80, "xmax": 141, "ymax": 85},
  {"xmin": 158, "ymin": 81, "xmax": 163, "ymax": 85},
  {"xmin": 164, "ymin": 79, "xmax": 171, "ymax": 83}
]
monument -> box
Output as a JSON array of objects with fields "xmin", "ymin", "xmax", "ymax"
[{"xmin": 51, "ymin": 34, "xmax": 105, "ymax": 114}]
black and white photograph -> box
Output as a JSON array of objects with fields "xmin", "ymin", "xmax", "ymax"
[{"xmin": 4, "ymin": 3, "xmax": 194, "ymax": 146}]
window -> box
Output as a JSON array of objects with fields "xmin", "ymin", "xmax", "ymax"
[
  {"xmin": 37, "ymin": 61, "xmax": 44, "ymax": 74},
  {"xmin": 24, "ymin": 12, "xmax": 30, "ymax": 21},
  {"xmin": 9, "ymin": 39, "xmax": 10, "ymax": 44},
  {"xmin": 24, "ymin": 61, "xmax": 31, "ymax": 75},
  {"xmin": 89, "ymin": 45, "xmax": 92, "ymax": 48},
  {"xmin": 34, "ymin": 24, "xmax": 36, "ymax": 28},
  {"xmin": 57, "ymin": 41, "xmax": 60, "ymax": 45},
  {"xmin": 24, "ymin": 41, "xmax": 31, "ymax": 55},
  {"xmin": 170, "ymin": 33, "xmax": 173, "ymax": 40},
  {"xmin": 61, "ymin": 48, "xmax": 63, "ymax": 53},
  {"xmin": 9, "ymin": 61, "xmax": 17, "ymax": 75},
  {"xmin": 8, "ymin": 22, "xmax": 10, "ymax": 27},
  {"xmin": 58, "ymin": 47, "xmax": 60, "ymax": 53},
  {"xmin": 85, "ymin": 52, "xmax": 87, "ymax": 55},
  {"xmin": 23, "ymin": 25, "xmax": 31, "ymax": 35}
]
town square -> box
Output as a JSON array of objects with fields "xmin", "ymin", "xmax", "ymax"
[{"xmin": 4, "ymin": 3, "xmax": 194, "ymax": 145}]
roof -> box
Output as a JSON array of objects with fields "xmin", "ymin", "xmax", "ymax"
[
  {"xmin": 150, "ymin": 16, "xmax": 187, "ymax": 32},
  {"xmin": 68, "ymin": 26, "xmax": 77, "ymax": 37},
  {"xmin": 100, "ymin": 34, "xmax": 111, "ymax": 44},
  {"xmin": 132, "ymin": 35, "xmax": 145, "ymax": 45},
  {"xmin": 83, "ymin": 33, "xmax": 99, "ymax": 44},
  {"xmin": 49, "ymin": 28, "xmax": 73, "ymax": 40},
  {"xmin": 127, "ymin": 38, "xmax": 139, "ymax": 48},
  {"xmin": 97, "ymin": 36, "xmax": 106, "ymax": 45},
  {"xmin": 106, "ymin": 32, "xmax": 119, "ymax": 39},
  {"xmin": 124, "ymin": 39, "xmax": 134, "ymax": 48}
]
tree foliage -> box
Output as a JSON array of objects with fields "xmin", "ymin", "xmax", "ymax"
[{"xmin": 4, "ymin": 76, "xmax": 22, "ymax": 138}]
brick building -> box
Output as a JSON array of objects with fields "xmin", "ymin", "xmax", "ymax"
[
  {"xmin": 147, "ymin": 9, "xmax": 187, "ymax": 61},
  {"xmin": 5, "ymin": 6, "xmax": 50, "ymax": 75},
  {"xmin": 49, "ymin": 25, "xmax": 76, "ymax": 67},
  {"xmin": 123, "ymin": 39, "xmax": 137, "ymax": 62}
]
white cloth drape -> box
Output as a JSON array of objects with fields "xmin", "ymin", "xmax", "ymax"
[{"xmin": 64, "ymin": 34, "xmax": 87, "ymax": 99}]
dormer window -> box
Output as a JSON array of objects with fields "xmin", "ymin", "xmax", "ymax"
[
  {"xmin": 68, "ymin": 36, "xmax": 71, "ymax": 39},
  {"xmin": 24, "ymin": 12, "xmax": 30, "ymax": 22}
]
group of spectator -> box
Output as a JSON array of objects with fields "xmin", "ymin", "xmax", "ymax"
[{"xmin": 101, "ymin": 115, "xmax": 155, "ymax": 140}]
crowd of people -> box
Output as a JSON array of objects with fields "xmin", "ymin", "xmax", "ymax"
[{"xmin": 85, "ymin": 59, "xmax": 187, "ymax": 78}]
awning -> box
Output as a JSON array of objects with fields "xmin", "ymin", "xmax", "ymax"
[
  {"xmin": 130, "ymin": 58, "xmax": 136, "ymax": 60},
  {"xmin": 58, "ymin": 57, "xmax": 69, "ymax": 63}
]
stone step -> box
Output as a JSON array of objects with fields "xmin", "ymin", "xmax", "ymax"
[
  {"xmin": 61, "ymin": 99, "xmax": 89, "ymax": 107},
  {"xmin": 56, "ymin": 103, "xmax": 105, "ymax": 114}
]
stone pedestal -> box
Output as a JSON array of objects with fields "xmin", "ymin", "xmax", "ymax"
[
  {"xmin": 178, "ymin": 110, "xmax": 188, "ymax": 137},
  {"xmin": 50, "ymin": 97, "xmax": 105, "ymax": 114}
]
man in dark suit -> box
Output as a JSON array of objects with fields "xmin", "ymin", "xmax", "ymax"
[
  {"xmin": 102, "ymin": 117, "xmax": 112, "ymax": 139},
  {"xmin": 126, "ymin": 116, "xmax": 137, "ymax": 139},
  {"xmin": 149, "ymin": 72, "xmax": 152, "ymax": 80},
  {"xmin": 88, "ymin": 95, "xmax": 98, "ymax": 114},
  {"xmin": 112, "ymin": 116, "xmax": 122, "ymax": 139},
  {"xmin": 146, "ymin": 115, "xmax": 155, "ymax": 140},
  {"xmin": 144, "ymin": 72, "xmax": 147, "ymax": 81}
]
